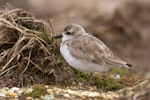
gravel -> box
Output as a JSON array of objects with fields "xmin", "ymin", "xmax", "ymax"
[{"xmin": 0, "ymin": 79, "xmax": 149, "ymax": 100}]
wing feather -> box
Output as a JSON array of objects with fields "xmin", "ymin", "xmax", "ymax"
[
  {"xmin": 68, "ymin": 34, "xmax": 128, "ymax": 67},
  {"xmin": 68, "ymin": 34, "xmax": 111, "ymax": 65}
]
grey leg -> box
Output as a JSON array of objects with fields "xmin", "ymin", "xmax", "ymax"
[{"xmin": 88, "ymin": 73, "xmax": 93, "ymax": 86}]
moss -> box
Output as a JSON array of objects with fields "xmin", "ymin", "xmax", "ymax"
[
  {"xmin": 92, "ymin": 75, "xmax": 124, "ymax": 90},
  {"xmin": 27, "ymin": 84, "xmax": 46, "ymax": 98},
  {"xmin": 74, "ymin": 68, "xmax": 137, "ymax": 90},
  {"xmin": 108, "ymin": 68, "xmax": 126, "ymax": 76},
  {"xmin": 75, "ymin": 70, "xmax": 90, "ymax": 82}
]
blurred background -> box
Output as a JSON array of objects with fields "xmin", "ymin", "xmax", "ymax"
[{"xmin": 0, "ymin": 0, "xmax": 150, "ymax": 76}]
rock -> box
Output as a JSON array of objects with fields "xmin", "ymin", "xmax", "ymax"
[
  {"xmin": 10, "ymin": 87, "xmax": 20, "ymax": 92},
  {"xmin": 7, "ymin": 92, "xmax": 18, "ymax": 98},
  {"xmin": 47, "ymin": 89, "xmax": 54, "ymax": 94},
  {"xmin": 88, "ymin": 92, "xmax": 100, "ymax": 97},
  {"xmin": 114, "ymin": 74, "xmax": 121, "ymax": 80},
  {"xmin": 26, "ymin": 96, "xmax": 33, "ymax": 100},
  {"xmin": 0, "ymin": 93, "xmax": 6, "ymax": 97},
  {"xmin": 25, "ymin": 88, "xmax": 33, "ymax": 94},
  {"xmin": 0, "ymin": 89, "xmax": 7, "ymax": 95},
  {"xmin": 43, "ymin": 94, "xmax": 55, "ymax": 100},
  {"xmin": 62, "ymin": 93, "xmax": 70, "ymax": 98}
]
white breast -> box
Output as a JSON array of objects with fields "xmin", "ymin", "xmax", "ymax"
[{"xmin": 60, "ymin": 43, "xmax": 111, "ymax": 73}]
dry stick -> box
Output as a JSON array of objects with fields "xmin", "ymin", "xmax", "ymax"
[
  {"xmin": 48, "ymin": 18, "xmax": 53, "ymax": 37},
  {"xmin": 29, "ymin": 60, "xmax": 43, "ymax": 72},
  {"xmin": 0, "ymin": 9, "xmax": 22, "ymax": 18},
  {"xmin": 0, "ymin": 65, "xmax": 17, "ymax": 76},
  {"xmin": 133, "ymin": 90, "xmax": 149, "ymax": 100},
  {"xmin": 0, "ymin": 18, "xmax": 51, "ymax": 55},
  {"xmin": 0, "ymin": 18, "xmax": 44, "ymax": 43},
  {"xmin": 35, "ymin": 38, "xmax": 51, "ymax": 55},
  {"xmin": 19, "ymin": 49, "xmax": 32, "ymax": 78},
  {"xmin": 117, "ymin": 80, "xmax": 149, "ymax": 93},
  {"xmin": 1, "ymin": 36, "xmax": 28, "ymax": 73},
  {"xmin": 18, "ymin": 24, "xmax": 44, "ymax": 38},
  {"xmin": 0, "ymin": 18, "xmax": 34, "ymax": 37},
  {"xmin": 7, "ymin": 36, "xmax": 26, "ymax": 60},
  {"xmin": 0, "ymin": 48, "xmax": 11, "ymax": 60},
  {"xmin": 7, "ymin": 8, "xmax": 17, "ymax": 25},
  {"xmin": 14, "ymin": 17, "xmax": 34, "ymax": 21},
  {"xmin": 0, "ymin": 53, "xmax": 17, "ymax": 72},
  {"xmin": 18, "ymin": 49, "xmax": 32, "ymax": 87}
]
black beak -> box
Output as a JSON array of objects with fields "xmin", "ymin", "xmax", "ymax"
[{"xmin": 53, "ymin": 34, "xmax": 63, "ymax": 38}]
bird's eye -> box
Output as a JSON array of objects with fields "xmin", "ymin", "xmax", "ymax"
[{"xmin": 65, "ymin": 32, "xmax": 71, "ymax": 35}]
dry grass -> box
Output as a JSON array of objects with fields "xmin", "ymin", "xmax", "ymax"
[{"xmin": 0, "ymin": 8, "xmax": 74, "ymax": 87}]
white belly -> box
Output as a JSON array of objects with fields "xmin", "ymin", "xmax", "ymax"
[{"xmin": 60, "ymin": 43, "xmax": 110, "ymax": 73}]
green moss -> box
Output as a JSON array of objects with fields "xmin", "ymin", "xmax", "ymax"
[
  {"xmin": 27, "ymin": 84, "xmax": 46, "ymax": 98},
  {"xmin": 74, "ymin": 69, "xmax": 131, "ymax": 90},
  {"xmin": 92, "ymin": 74, "xmax": 124, "ymax": 90},
  {"xmin": 108, "ymin": 68, "xmax": 126, "ymax": 76},
  {"xmin": 75, "ymin": 70, "xmax": 90, "ymax": 82}
]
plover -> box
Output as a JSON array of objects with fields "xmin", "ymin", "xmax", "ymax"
[{"xmin": 54, "ymin": 24, "xmax": 132, "ymax": 84}]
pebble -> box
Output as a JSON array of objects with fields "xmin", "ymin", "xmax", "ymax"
[
  {"xmin": 62, "ymin": 93, "xmax": 71, "ymax": 98},
  {"xmin": 26, "ymin": 96, "xmax": 33, "ymax": 100},
  {"xmin": 47, "ymin": 89, "xmax": 53, "ymax": 94},
  {"xmin": 0, "ymin": 89, "xmax": 7, "ymax": 95},
  {"xmin": 25, "ymin": 88, "xmax": 33, "ymax": 94},
  {"xmin": 43, "ymin": 94, "xmax": 55, "ymax": 100},
  {"xmin": 0, "ymin": 93, "xmax": 6, "ymax": 97},
  {"xmin": 10, "ymin": 87, "xmax": 20, "ymax": 92},
  {"xmin": 127, "ymin": 91, "xmax": 134, "ymax": 97},
  {"xmin": 115, "ymin": 74, "xmax": 121, "ymax": 79},
  {"xmin": 0, "ymin": 85, "xmax": 121, "ymax": 99},
  {"xmin": 7, "ymin": 92, "xmax": 18, "ymax": 98}
]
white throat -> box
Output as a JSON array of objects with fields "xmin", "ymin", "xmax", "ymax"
[{"xmin": 62, "ymin": 34, "xmax": 74, "ymax": 42}]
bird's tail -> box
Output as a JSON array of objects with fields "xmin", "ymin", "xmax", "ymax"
[{"xmin": 103, "ymin": 56, "xmax": 132, "ymax": 68}]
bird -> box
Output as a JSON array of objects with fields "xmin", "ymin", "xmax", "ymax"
[{"xmin": 53, "ymin": 23, "xmax": 132, "ymax": 85}]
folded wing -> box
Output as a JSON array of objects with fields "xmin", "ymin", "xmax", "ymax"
[{"xmin": 68, "ymin": 34, "xmax": 130, "ymax": 68}]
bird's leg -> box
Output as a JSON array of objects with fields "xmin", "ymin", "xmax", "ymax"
[{"xmin": 88, "ymin": 73, "xmax": 93, "ymax": 86}]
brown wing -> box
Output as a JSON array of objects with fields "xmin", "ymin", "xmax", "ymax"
[
  {"xmin": 68, "ymin": 34, "xmax": 113, "ymax": 65},
  {"xmin": 102, "ymin": 56, "xmax": 128, "ymax": 67}
]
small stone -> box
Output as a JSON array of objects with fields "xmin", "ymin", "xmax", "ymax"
[
  {"xmin": 0, "ymin": 93, "xmax": 6, "ymax": 97},
  {"xmin": 62, "ymin": 93, "xmax": 70, "ymax": 98},
  {"xmin": 54, "ymin": 91, "xmax": 59, "ymax": 95},
  {"xmin": 114, "ymin": 74, "xmax": 121, "ymax": 79},
  {"xmin": 72, "ymin": 82, "xmax": 76, "ymax": 85},
  {"xmin": 111, "ymin": 93, "xmax": 119, "ymax": 98},
  {"xmin": 26, "ymin": 96, "xmax": 33, "ymax": 100},
  {"xmin": 45, "ymin": 85, "xmax": 49, "ymax": 88},
  {"xmin": 10, "ymin": 87, "xmax": 20, "ymax": 92},
  {"xmin": 127, "ymin": 91, "xmax": 134, "ymax": 97},
  {"xmin": 66, "ymin": 89, "xmax": 74, "ymax": 95},
  {"xmin": 17, "ymin": 89, "xmax": 24, "ymax": 95},
  {"xmin": 43, "ymin": 94, "xmax": 55, "ymax": 100},
  {"xmin": 2, "ymin": 87, "xmax": 9, "ymax": 90},
  {"xmin": 47, "ymin": 89, "xmax": 53, "ymax": 94},
  {"xmin": 0, "ymin": 89, "xmax": 7, "ymax": 95},
  {"xmin": 7, "ymin": 92, "xmax": 18, "ymax": 98},
  {"xmin": 79, "ymin": 82, "xmax": 83, "ymax": 86},
  {"xmin": 25, "ymin": 88, "xmax": 33, "ymax": 94},
  {"xmin": 88, "ymin": 92, "xmax": 100, "ymax": 97},
  {"xmin": 46, "ymin": 89, "xmax": 53, "ymax": 94}
]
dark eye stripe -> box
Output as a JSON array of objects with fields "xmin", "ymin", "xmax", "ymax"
[{"xmin": 65, "ymin": 32, "xmax": 71, "ymax": 35}]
